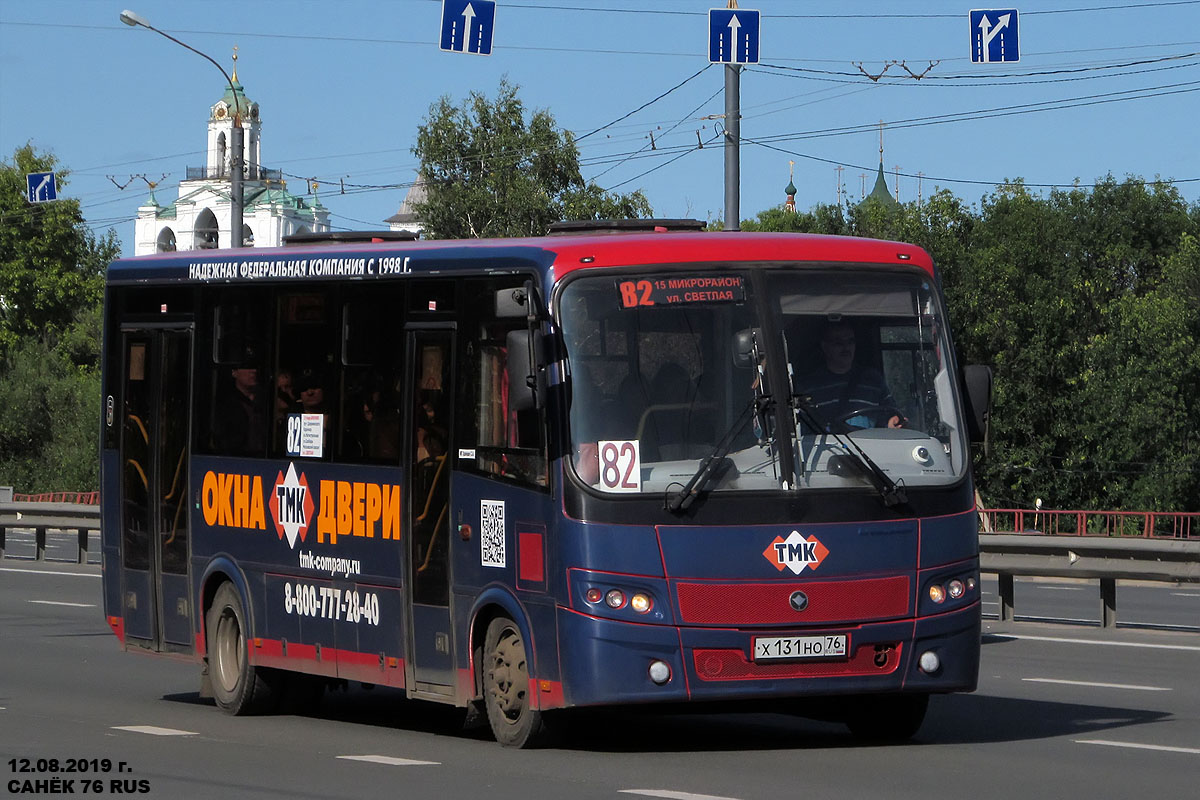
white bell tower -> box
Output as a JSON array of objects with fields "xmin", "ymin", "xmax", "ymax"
[
  {"xmin": 133, "ymin": 49, "xmax": 329, "ymax": 255},
  {"xmin": 204, "ymin": 48, "xmax": 261, "ymax": 181}
]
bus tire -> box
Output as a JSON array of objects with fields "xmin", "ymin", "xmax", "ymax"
[
  {"xmin": 482, "ymin": 616, "xmax": 549, "ymax": 748},
  {"xmin": 206, "ymin": 582, "xmax": 279, "ymax": 715},
  {"xmin": 844, "ymin": 693, "xmax": 929, "ymax": 742}
]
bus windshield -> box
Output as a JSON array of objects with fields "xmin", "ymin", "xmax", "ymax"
[{"xmin": 559, "ymin": 266, "xmax": 967, "ymax": 496}]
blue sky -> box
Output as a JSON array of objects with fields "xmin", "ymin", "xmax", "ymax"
[{"xmin": 2, "ymin": 0, "xmax": 1198, "ymax": 257}]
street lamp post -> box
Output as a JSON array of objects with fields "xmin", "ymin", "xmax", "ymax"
[{"xmin": 120, "ymin": 9, "xmax": 243, "ymax": 249}]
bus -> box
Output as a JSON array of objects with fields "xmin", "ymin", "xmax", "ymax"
[{"xmin": 100, "ymin": 220, "xmax": 992, "ymax": 747}]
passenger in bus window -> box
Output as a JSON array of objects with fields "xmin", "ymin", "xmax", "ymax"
[
  {"xmin": 213, "ymin": 350, "xmax": 266, "ymax": 454},
  {"xmin": 571, "ymin": 360, "xmax": 647, "ymax": 483},
  {"xmin": 272, "ymin": 368, "xmax": 296, "ymax": 445},
  {"xmin": 362, "ymin": 384, "xmax": 401, "ymax": 460},
  {"xmin": 275, "ymin": 369, "xmax": 295, "ymax": 417},
  {"xmin": 295, "ymin": 367, "xmax": 328, "ymax": 414},
  {"xmin": 797, "ymin": 321, "xmax": 904, "ymax": 431}
]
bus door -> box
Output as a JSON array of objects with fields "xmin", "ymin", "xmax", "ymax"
[
  {"xmin": 404, "ymin": 326, "xmax": 456, "ymax": 692},
  {"xmin": 117, "ymin": 326, "xmax": 193, "ymax": 652}
]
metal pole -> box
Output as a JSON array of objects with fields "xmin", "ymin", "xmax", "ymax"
[
  {"xmin": 723, "ymin": 63, "xmax": 740, "ymax": 231},
  {"xmin": 230, "ymin": 122, "xmax": 244, "ymax": 248},
  {"xmin": 120, "ymin": 11, "xmax": 243, "ymax": 248}
]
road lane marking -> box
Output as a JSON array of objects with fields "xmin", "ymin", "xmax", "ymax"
[
  {"xmin": 1077, "ymin": 740, "xmax": 1200, "ymax": 755},
  {"xmin": 1023, "ymin": 678, "xmax": 1171, "ymax": 692},
  {"xmin": 337, "ymin": 755, "xmax": 439, "ymax": 766},
  {"xmin": 1171, "ymin": 592, "xmax": 1200, "ymax": 598},
  {"xmin": 986, "ymin": 633, "xmax": 1200, "ymax": 652},
  {"xmin": 112, "ymin": 726, "xmax": 197, "ymax": 736},
  {"xmin": 621, "ymin": 792, "xmax": 743, "ymax": 800},
  {"xmin": 29, "ymin": 600, "xmax": 96, "ymax": 608},
  {"xmin": 0, "ymin": 567, "xmax": 99, "ymax": 578},
  {"xmin": 1036, "ymin": 585, "xmax": 1083, "ymax": 591}
]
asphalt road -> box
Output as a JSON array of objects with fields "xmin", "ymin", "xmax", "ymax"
[{"xmin": 1, "ymin": 560, "xmax": 1197, "ymax": 800}]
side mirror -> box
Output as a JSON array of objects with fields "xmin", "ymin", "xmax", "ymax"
[
  {"xmin": 733, "ymin": 328, "xmax": 761, "ymax": 369},
  {"xmin": 506, "ymin": 329, "xmax": 545, "ymax": 412},
  {"xmin": 495, "ymin": 286, "xmax": 527, "ymax": 319},
  {"xmin": 962, "ymin": 365, "xmax": 992, "ymax": 447}
]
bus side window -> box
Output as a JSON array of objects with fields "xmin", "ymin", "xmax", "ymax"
[
  {"xmin": 457, "ymin": 277, "xmax": 548, "ymax": 488},
  {"xmin": 201, "ymin": 290, "xmax": 269, "ymax": 457},
  {"xmin": 341, "ymin": 286, "xmax": 405, "ymax": 463},
  {"xmin": 272, "ymin": 291, "xmax": 337, "ymax": 460}
]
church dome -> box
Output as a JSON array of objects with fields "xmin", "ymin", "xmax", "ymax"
[{"xmin": 211, "ymin": 78, "xmax": 257, "ymax": 122}]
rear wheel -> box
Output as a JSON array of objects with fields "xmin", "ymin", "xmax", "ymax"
[
  {"xmin": 482, "ymin": 617, "xmax": 549, "ymax": 747},
  {"xmin": 207, "ymin": 582, "xmax": 280, "ymax": 715},
  {"xmin": 844, "ymin": 694, "xmax": 929, "ymax": 742}
]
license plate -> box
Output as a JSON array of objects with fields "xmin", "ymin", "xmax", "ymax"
[{"xmin": 753, "ymin": 634, "xmax": 848, "ymax": 661}]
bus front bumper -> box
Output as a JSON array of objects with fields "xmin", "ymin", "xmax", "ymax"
[{"xmin": 555, "ymin": 603, "xmax": 980, "ymax": 708}]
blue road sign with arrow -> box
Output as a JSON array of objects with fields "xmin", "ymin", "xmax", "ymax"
[
  {"xmin": 709, "ymin": 8, "xmax": 760, "ymax": 65},
  {"xmin": 970, "ymin": 9, "xmax": 1020, "ymax": 63},
  {"xmin": 26, "ymin": 172, "xmax": 57, "ymax": 203},
  {"xmin": 440, "ymin": 0, "xmax": 496, "ymax": 56}
]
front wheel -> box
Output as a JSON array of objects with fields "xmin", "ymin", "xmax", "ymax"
[
  {"xmin": 206, "ymin": 582, "xmax": 280, "ymax": 715},
  {"xmin": 482, "ymin": 617, "xmax": 550, "ymax": 747}
]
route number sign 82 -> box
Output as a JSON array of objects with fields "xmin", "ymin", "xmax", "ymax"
[{"xmin": 598, "ymin": 439, "xmax": 641, "ymax": 492}]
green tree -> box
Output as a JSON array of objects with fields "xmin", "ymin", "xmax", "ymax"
[
  {"xmin": 1, "ymin": 143, "xmax": 117, "ymax": 355},
  {"xmin": 413, "ymin": 80, "xmax": 652, "ymax": 239},
  {"xmin": 0, "ymin": 144, "xmax": 116, "ymax": 491},
  {"xmin": 0, "ymin": 306, "xmax": 102, "ymax": 491}
]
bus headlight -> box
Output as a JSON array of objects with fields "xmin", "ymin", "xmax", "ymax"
[
  {"xmin": 605, "ymin": 589, "xmax": 626, "ymax": 609},
  {"xmin": 630, "ymin": 593, "xmax": 652, "ymax": 614},
  {"xmin": 929, "ymin": 584, "xmax": 946, "ymax": 604}
]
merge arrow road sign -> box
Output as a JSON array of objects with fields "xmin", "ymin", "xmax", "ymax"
[
  {"xmin": 970, "ymin": 9, "xmax": 1020, "ymax": 63},
  {"xmin": 440, "ymin": 0, "xmax": 496, "ymax": 56},
  {"xmin": 709, "ymin": 8, "xmax": 760, "ymax": 65},
  {"xmin": 26, "ymin": 172, "xmax": 57, "ymax": 203}
]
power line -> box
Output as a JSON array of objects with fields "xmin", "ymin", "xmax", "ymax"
[
  {"xmin": 412, "ymin": 1, "xmax": 1200, "ymax": 19},
  {"xmin": 592, "ymin": 86, "xmax": 723, "ymax": 180},
  {"xmin": 576, "ymin": 65, "xmax": 712, "ymax": 142},
  {"xmin": 753, "ymin": 51, "xmax": 1195, "ymax": 82},
  {"xmin": 745, "ymin": 79, "xmax": 1200, "ymax": 149},
  {"xmin": 605, "ymin": 132, "xmax": 722, "ymax": 192},
  {"xmin": 744, "ymin": 137, "xmax": 1199, "ymax": 190},
  {"xmin": 6, "ymin": 20, "xmax": 1196, "ymax": 67}
]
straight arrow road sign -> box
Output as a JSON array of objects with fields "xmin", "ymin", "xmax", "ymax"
[
  {"xmin": 440, "ymin": 0, "xmax": 496, "ymax": 56},
  {"xmin": 709, "ymin": 8, "xmax": 760, "ymax": 65}
]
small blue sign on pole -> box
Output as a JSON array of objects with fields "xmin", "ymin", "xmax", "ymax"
[
  {"xmin": 440, "ymin": 0, "xmax": 496, "ymax": 56},
  {"xmin": 709, "ymin": 8, "xmax": 760, "ymax": 65},
  {"xmin": 970, "ymin": 9, "xmax": 1020, "ymax": 63},
  {"xmin": 26, "ymin": 171, "xmax": 58, "ymax": 203}
]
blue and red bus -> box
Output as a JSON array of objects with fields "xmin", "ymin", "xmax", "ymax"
[{"xmin": 100, "ymin": 221, "xmax": 991, "ymax": 746}]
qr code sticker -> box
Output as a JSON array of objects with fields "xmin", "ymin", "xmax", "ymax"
[{"xmin": 480, "ymin": 500, "xmax": 506, "ymax": 568}]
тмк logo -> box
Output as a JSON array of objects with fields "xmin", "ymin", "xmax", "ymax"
[
  {"xmin": 763, "ymin": 530, "xmax": 829, "ymax": 575},
  {"xmin": 269, "ymin": 463, "xmax": 313, "ymax": 549}
]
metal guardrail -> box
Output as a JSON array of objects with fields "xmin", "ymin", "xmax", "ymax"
[
  {"xmin": 0, "ymin": 502, "xmax": 101, "ymax": 564},
  {"xmin": 5, "ymin": 496, "xmax": 1195, "ymax": 628},
  {"xmin": 980, "ymin": 508, "xmax": 1199, "ymax": 538},
  {"xmin": 11, "ymin": 491, "xmax": 99, "ymax": 504},
  {"xmin": 979, "ymin": 533, "xmax": 1200, "ymax": 627}
]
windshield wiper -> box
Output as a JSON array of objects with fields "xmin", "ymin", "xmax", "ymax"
[
  {"xmin": 665, "ymin": 395, "xmax": 765, "ymax": 513},
  {"xmin": 792, "ymin": 394, "xmax": 908, "ymax": 508}
]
